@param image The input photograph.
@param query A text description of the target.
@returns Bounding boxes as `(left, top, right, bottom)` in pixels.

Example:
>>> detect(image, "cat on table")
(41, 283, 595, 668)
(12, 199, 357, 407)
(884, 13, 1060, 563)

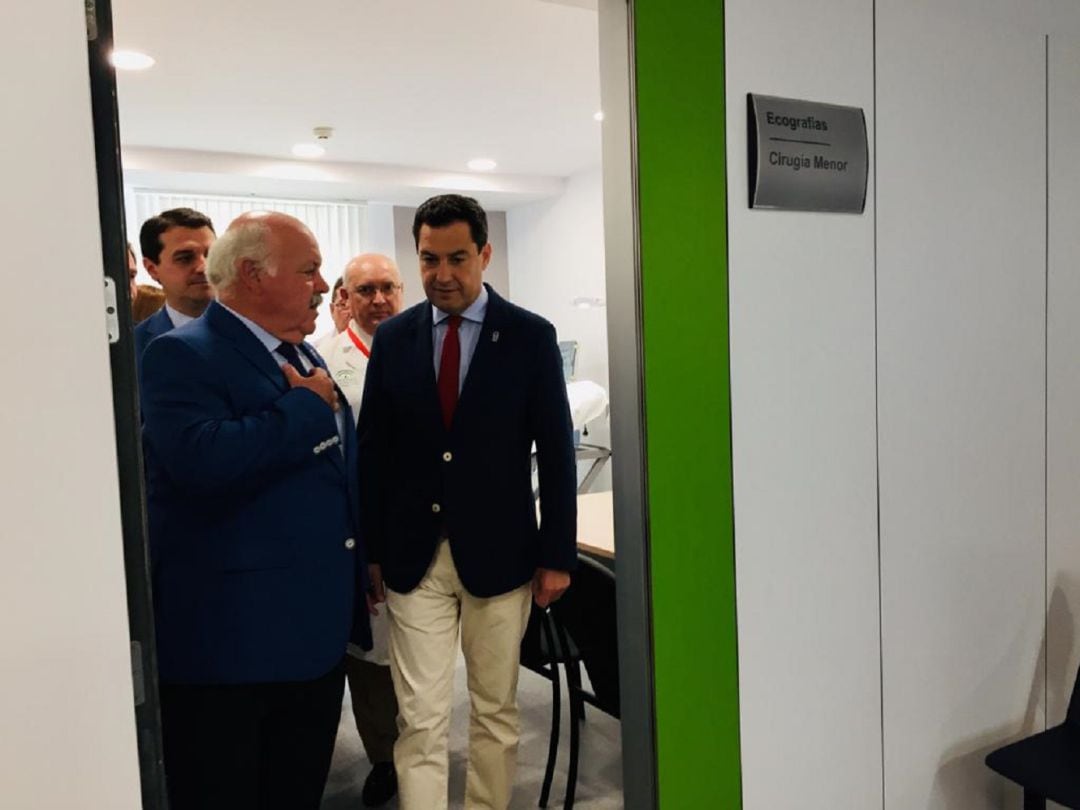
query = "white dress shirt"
(164, 303, 196, 329)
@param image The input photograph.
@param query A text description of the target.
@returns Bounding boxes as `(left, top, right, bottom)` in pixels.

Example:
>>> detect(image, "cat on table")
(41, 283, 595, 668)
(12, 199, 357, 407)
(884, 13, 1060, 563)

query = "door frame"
(599, 1, 659, 807)
(85, 0, 168, 807)
(87, 0, 661, 806)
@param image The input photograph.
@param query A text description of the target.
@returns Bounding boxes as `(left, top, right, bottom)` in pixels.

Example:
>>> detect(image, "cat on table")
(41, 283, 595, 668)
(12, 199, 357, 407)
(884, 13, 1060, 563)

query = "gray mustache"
(310, 293, 323, 309)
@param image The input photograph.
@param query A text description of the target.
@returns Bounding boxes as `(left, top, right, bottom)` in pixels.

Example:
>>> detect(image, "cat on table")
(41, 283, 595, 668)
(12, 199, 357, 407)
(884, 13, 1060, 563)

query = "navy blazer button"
(431, 503, 441, 514)
(442, 451, 452, 462)
(345, 538, 356, 550)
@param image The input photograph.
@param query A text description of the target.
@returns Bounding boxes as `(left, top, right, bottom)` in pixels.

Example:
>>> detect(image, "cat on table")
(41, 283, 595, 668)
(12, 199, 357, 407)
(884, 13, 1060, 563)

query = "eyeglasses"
(351, 282, 402, 300)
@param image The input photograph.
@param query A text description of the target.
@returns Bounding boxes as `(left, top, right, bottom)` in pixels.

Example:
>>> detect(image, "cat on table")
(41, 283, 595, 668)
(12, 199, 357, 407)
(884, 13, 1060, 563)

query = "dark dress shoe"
(361, 761, 398, 808)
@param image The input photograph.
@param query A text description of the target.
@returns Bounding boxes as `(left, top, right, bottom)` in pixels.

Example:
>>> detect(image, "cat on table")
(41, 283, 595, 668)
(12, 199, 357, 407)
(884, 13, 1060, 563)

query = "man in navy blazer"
(133, 207, 216, 365)
(140, 212, 370, 810)
(357, 195, 577, 809)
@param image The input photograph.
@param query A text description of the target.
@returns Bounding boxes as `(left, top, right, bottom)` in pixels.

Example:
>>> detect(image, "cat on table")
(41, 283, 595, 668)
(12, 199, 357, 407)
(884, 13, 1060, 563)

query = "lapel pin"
(492, 330, 500, 343)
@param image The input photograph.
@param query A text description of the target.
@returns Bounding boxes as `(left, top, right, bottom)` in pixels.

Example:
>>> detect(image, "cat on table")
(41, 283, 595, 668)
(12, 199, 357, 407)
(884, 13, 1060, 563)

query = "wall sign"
(748, 93, 868, 213)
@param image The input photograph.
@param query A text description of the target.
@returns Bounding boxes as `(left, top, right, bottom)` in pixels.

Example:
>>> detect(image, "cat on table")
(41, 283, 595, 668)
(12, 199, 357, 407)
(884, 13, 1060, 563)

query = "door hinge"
(104, 277, 120, 344)
(85, 0, 98, 41)
(131, 641, 146, 706)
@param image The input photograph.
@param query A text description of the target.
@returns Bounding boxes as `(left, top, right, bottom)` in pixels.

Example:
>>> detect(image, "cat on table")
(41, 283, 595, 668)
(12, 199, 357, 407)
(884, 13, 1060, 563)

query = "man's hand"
(282, 364, 339, 412)
(532, 567, 571, 608)
(368, 563, 386, 604)
(365, 565, 386, 616)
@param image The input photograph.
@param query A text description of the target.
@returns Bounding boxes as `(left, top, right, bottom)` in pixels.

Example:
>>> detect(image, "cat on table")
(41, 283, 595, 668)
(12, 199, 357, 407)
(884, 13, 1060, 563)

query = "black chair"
(520, 602, 563, 807)
(985, 662, 1080, 809)
(547, 554, 620, 809)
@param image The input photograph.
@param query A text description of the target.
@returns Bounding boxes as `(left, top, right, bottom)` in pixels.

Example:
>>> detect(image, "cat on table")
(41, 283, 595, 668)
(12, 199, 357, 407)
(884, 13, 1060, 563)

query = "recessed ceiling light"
(593, 110, 605, 122)
(292, 143, 326, 158)
(467, 158, 497, 172)
(111, 50, 155, 71)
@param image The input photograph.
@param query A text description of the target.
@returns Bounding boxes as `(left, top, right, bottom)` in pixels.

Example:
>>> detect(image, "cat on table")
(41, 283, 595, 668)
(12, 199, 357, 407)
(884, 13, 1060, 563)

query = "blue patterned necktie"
(277, 342, 309, 377)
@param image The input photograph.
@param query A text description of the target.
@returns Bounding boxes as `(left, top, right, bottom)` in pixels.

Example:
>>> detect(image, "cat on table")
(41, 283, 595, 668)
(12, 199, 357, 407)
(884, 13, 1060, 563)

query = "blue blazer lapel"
(342, 406, 360, 526)
(205, 302, 289, 392)
(413, 305, 446, 432)
(415, 304, 436, 386)
(457, 284, 504, 415)
(299, 339, 327, 376)
(146, 307, 172, 340)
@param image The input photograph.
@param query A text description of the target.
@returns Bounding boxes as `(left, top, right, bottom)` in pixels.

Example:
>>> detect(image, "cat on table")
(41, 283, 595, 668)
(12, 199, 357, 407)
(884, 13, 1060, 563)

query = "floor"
(321, 654, 624, 809)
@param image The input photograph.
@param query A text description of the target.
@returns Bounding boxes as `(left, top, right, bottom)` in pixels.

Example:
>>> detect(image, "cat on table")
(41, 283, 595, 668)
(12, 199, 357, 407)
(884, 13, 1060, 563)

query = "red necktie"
(437, 315, 462, 429)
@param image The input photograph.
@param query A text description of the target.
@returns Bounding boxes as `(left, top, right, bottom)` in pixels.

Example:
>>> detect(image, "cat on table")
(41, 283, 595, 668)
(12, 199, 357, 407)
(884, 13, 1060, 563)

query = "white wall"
(1046, 27, 1080, 735)
(506, 167, 611, 488)
(724, 2, 881, 807)
(728, 1, 1080, 808)
(366, 202, 397, 258)
(0, 1, 142, 808)
(876, 6, 1046, 807)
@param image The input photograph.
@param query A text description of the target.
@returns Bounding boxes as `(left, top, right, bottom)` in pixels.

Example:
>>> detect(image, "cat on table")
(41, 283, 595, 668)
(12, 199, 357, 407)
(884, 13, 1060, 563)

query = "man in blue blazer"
(140, 211, 370, 810)
(357, 195, 577, 810)
(133, 207, 216, 365)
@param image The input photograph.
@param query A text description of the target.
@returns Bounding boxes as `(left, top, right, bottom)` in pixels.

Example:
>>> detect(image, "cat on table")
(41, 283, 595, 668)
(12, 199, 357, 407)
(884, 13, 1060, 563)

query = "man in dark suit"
(140, 211, 370, 810)
(133, 207, 215, 364)
(357, 194, 577, 810)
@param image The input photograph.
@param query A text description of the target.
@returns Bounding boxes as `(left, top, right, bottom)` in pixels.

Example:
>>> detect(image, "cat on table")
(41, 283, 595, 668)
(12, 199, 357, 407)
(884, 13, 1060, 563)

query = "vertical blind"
(127, 190, 367, 339)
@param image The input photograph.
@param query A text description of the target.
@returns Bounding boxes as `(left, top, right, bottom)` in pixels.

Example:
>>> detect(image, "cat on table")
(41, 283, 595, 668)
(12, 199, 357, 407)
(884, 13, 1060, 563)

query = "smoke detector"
(292, 127, 334, 159)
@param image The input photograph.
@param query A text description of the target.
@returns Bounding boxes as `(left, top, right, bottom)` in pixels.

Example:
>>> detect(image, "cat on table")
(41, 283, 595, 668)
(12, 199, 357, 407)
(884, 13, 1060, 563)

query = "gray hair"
(206, 219, 274, 291)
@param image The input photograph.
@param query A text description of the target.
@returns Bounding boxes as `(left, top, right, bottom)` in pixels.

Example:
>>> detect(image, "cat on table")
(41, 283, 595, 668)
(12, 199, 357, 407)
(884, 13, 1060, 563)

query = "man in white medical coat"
(319, 252, 404, 808)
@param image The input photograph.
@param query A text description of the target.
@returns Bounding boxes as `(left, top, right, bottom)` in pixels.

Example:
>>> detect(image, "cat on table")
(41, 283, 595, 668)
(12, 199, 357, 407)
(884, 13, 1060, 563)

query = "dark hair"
(139, 207, 215, 264)
(412, 194, 488, 252)
(331, 276, 344, 296)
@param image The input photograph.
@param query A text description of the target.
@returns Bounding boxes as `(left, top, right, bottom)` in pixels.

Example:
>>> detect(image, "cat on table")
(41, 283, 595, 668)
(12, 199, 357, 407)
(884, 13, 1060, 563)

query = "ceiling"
(112, 0, 603, 183)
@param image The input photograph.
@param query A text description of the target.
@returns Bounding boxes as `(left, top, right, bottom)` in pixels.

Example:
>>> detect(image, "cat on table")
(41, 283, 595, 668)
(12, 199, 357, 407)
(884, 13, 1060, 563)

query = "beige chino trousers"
(386, 540, 532, 810)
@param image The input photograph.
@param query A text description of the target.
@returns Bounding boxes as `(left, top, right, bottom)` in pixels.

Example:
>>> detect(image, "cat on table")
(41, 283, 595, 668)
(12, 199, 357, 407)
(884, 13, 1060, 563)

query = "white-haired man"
(140, 211, 371, 810)
(318, 253, 403, 807)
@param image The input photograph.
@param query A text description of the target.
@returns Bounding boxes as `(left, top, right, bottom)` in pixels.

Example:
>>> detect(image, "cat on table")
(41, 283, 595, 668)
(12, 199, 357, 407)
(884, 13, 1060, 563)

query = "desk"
(576, 490, 615, 559)
(538, 490, 615, 559)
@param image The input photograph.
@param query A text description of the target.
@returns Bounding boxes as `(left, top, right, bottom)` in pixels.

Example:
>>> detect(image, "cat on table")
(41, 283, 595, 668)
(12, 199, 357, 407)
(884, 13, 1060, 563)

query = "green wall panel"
(633, 1, 742, 806)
